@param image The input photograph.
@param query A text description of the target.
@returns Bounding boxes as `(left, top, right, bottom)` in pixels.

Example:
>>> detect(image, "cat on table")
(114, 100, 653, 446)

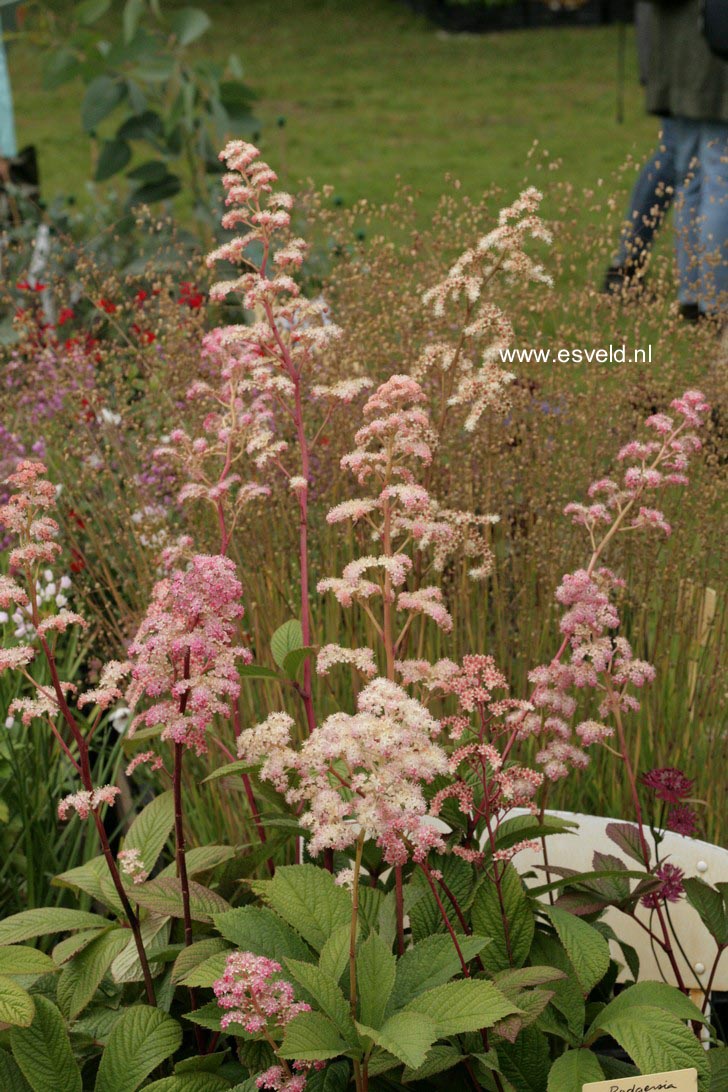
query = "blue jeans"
(616, 119, 678, 270)
(671, 118, 728, 313)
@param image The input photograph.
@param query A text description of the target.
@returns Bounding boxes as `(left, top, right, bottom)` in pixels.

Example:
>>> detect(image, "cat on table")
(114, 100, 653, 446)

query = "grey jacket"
(645, 0, 728, 122)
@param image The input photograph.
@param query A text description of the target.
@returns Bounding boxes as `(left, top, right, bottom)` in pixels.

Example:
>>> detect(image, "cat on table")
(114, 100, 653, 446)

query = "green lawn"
(13, 0, 657, 220)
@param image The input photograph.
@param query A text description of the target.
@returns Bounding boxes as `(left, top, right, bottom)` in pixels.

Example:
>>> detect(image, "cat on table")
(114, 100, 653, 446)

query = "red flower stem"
(395, 866, 405, 956)
(418, 861, 469, 977)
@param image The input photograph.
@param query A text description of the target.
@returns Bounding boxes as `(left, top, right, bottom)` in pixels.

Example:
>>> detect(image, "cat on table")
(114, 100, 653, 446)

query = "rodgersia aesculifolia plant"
(0, 143, 724, 1091)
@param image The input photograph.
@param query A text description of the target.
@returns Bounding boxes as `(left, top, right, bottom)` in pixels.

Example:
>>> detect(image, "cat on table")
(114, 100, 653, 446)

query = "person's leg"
(614, 122, 676, 269)
(695, 122, 728, 314)
(670, 117, 702, 308)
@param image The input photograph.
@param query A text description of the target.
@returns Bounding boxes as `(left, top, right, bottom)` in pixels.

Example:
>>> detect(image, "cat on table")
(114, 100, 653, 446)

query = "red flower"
(135, 289, 149, 306)
(97, 298, 117, 314)
(70, 548, 86, 573)
(667, 805, 697, 837)
(57, 307, 75, 326)
(640, 767, 694, 804)
(641, 863, 685, 908)
(179, 281, 204, 309)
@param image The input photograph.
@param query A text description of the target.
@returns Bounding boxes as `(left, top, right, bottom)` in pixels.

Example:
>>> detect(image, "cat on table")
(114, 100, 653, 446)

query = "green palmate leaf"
(0, 1048, 31, 1092)
(82, 76, 127, 133)
(57, 929, 130, 1019)
(590, 1004, 709, 1084)
(158, 845, 236, 878)
(683, 877, 728, 945)
(179, 951, 228, 988)
(318, 924, 352, 984)
(285, 959, 354, 1040)
(471, 865, 534, 972)
(0, 908, 110, 946)
(586, 980, 708, 1038)
(0, 976, 34, 1027)
(214, 906, 314, 964)
(356, 933, 395, 1030)
(279, 1011, 349, 1062)
(10, 996, 81, 1091)
(544, 907, 610, 995)
(405, 979, 518, 1036)
(498, 1027, 551, 1092)
(203, 761, 261, 783)
(171, 938, 229, 984)
(110, 914, 170, 984)
(546, 1048, 604, 1091)
(389, 934, 489, 1011)
(145, 1078, 230, 1092)
(605, 821, 647, 866)
(131, 878, 230, 922)
(402, 1043, 463, 1083)
(123, 791, 174, 875)
(170, 6, 211, 46)
(270, 620, 304, 669)
(95, 1006, 183, 1092)
(0, 946, 58, 976)
(251, 866, 351, 953)
(356, 1012, 438, 1071)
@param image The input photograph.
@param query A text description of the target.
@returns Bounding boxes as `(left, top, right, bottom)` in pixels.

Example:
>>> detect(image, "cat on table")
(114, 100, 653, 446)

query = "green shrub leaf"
(586, 980, 708, 1038)
(0, 908, 110, 946)
(357, 1012, 438, 1070)
(214, 905, 314, 964)
(123, 791, 174, 875)
(547, 1048, 604, 1091)
(355, 933, 395, 1030)
(169, 7, 211, 47)
(95, 1005, 183, 1092)
(405, 979, 518, 1036)
(0, 946, 58, 976)
(589, 1004, 709, 1084)
(683, 877, 728, 946)
(318, 924, 351, 984)
(390, 933, 489, 1011)
(270, 620, 304, 669)
(285, 959, 354, 1040)
(0, 976, 35, 1028)
(82, 76, 126, 133)
(57, 929, 130, 1019)
(171, 938, 229, 985)
(131, 878, 230, 922)
(279, 1011, 348, 1062)
(0, 1047, 31, 1092)
(144, 1077, 230, 1092)
(544, 906, 610, 995)
(471, 865, 534, 972)
(10, 996, 81, 1091)
(251, 866, 351, 952)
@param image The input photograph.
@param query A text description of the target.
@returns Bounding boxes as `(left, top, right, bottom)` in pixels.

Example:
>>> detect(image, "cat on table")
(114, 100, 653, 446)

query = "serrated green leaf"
(547, 1048, 604, 1091)
(709, 1048, 728, 1092)
(123, 791, 174, 875)
(270, 620, 303, 669)
(590, 1004, 709, 1084)
(498, 1027, 551, 1092)
(237, 665, 280, 680)
(0, 976, 34, 1027)
(318, 924, 351, 984)
(356, 1012, 438, 1070)
(251, 866, 351, 953)
(545, 906, 610, 995)
(0, 908, 110, 946)
(202, 761, 261, 783)
(586, 980, 708, 1039)
(179, 951, 228, 988)
(303, 1060, 350, 1092)
(605, 821, 647, 865)
(0, 1047, 31, 1092)
(493, 966, 567, 996)
(95, 1005, 183, 1092)
(471, 865, 534, 972)
(53, 928, 109, 965)
(0, 946, 58, 976)
(279, 1011, 348, 1062)
(182, 1003, 225, 1033)
(285, 959, 354, 1040)
(214, 906, 314, 964)
(683, 877, 728, 946)
(405, 979, 518, 1036)
(390, 934, 489, 1011)
(529, 932, 585, 1047)
(355, 932, 395, 1030)
(57, 929, 130, 1019)
(10, 996, 81, 1091)
(53, 857, 121, 912)
(130, 877, 230, 922)
(281, 647, 315, 680)
(402, 1043, 463, 1083)
(171, 938, 229, 985)
(145, 1077, 230, 1092)
(409, 855, 474, 943)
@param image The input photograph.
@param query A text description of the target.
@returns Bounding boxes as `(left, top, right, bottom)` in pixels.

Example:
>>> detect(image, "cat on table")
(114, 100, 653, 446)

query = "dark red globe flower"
(640, 767, 694, 804)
